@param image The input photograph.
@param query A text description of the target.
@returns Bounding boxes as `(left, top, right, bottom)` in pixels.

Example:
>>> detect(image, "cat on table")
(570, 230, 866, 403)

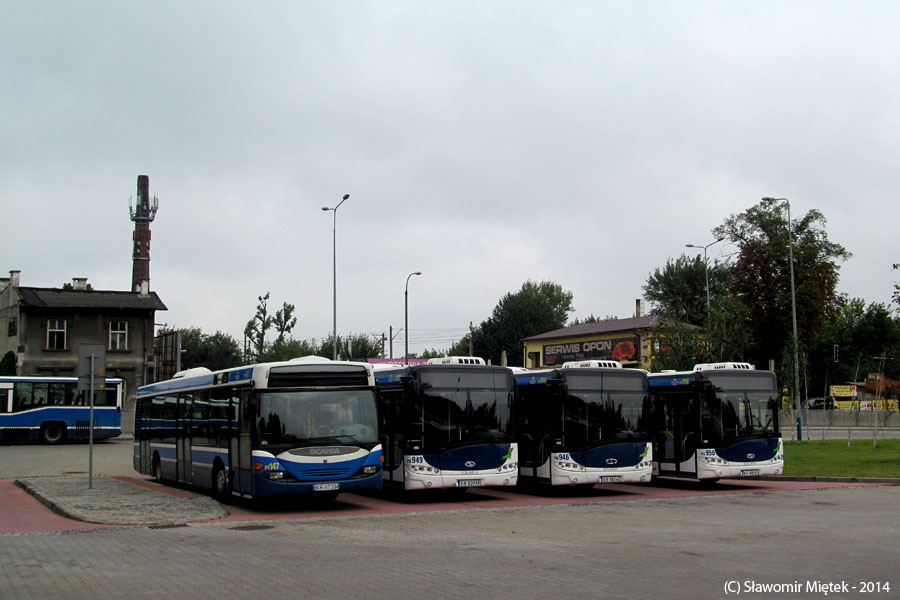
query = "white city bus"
(374, 360, 518, 490)
(647, 363, 783, 481)
(514, 362, 652, 485)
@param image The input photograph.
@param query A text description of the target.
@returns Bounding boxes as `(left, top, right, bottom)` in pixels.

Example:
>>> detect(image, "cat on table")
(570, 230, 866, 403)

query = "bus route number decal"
(407, 456, 425, 464)
(555, 453, 571, 462)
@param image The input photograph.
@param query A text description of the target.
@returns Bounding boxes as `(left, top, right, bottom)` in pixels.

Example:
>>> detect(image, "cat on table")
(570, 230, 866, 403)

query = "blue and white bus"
(514, 362, 652, 486)
(0, 375, 123, 444)
(374, 359, 518, 490)
(133, 358, 383, 501)
(647, 363, 783, 481)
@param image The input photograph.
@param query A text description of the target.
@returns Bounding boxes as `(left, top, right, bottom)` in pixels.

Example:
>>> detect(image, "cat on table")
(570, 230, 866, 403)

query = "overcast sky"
(3, 1, 898, 358)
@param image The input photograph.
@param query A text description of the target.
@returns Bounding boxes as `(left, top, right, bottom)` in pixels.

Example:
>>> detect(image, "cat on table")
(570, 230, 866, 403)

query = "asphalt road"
(0, 438, 897, 599)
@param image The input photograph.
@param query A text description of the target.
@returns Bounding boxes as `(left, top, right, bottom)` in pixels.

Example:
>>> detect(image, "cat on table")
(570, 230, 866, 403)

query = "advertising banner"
(543, 336, 639, 366)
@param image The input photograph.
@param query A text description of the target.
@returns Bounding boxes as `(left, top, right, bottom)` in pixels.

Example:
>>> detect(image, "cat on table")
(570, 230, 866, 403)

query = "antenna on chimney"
(129, 175, 158, 293)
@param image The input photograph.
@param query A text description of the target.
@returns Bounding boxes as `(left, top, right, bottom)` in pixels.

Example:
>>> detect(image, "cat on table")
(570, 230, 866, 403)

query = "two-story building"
(0, 270, 166, 406)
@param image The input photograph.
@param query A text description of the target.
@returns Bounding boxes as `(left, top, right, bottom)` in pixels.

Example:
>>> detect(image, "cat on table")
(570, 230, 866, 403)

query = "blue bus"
(0, 375, 123, 444)
(514, 362, 652, 486)
(133, 358, 383, 501)
(647, 363, 783, 481)
(374, 358, 518, 490)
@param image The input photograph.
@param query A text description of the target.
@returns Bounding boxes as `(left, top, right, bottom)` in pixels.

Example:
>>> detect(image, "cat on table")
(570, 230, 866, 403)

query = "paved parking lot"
(1, 438, 897, 599)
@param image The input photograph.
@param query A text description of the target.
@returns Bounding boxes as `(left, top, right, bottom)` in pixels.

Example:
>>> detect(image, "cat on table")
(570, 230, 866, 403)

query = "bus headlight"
(362, 465, 379, 474)
(261, 471, 285, 480)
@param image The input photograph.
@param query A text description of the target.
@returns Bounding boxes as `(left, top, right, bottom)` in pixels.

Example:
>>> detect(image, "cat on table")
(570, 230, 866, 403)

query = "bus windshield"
(560, 372, 648, 448)
(563, 390, 647, 446)
(418, 369, 514, 450)
(253, 389, 378, 449)
(703, 374, 779, 444)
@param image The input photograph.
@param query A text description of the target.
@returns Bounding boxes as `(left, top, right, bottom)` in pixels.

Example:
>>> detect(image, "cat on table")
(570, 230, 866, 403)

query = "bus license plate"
(601, 476, 624, 483)
(457, 479, 483, 488)
(313, 483, 340, 492)
(741, 469, 760, 477)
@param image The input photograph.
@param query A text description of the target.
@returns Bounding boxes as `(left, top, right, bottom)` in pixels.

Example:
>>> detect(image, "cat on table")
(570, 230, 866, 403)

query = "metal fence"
(782, 409, 898, 431)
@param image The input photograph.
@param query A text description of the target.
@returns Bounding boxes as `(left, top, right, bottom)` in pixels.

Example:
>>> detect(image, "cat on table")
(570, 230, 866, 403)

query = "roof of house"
(522, 315, 666, 342)
(14, 287, 167, 311)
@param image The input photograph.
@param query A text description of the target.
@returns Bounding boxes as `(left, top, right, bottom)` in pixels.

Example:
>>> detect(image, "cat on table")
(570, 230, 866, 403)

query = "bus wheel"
(212, 463, 230, 502)
(152, 455, 163, 483)
(41, 423, 66, 445)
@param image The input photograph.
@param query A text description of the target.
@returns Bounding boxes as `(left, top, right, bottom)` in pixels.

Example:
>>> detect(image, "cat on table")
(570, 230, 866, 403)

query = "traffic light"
(834, 344, 840, 363)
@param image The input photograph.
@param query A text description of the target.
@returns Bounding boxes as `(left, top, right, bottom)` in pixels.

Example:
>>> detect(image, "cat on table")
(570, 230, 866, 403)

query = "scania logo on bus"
(746, 453, 756, 460)
(308, 447, 343, 456)
(464, 461, 476, 468)
(605, 458, 618, 465)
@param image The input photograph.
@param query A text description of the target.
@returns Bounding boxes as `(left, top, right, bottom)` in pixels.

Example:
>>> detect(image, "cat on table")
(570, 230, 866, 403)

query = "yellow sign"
(830, 385, 857, 398)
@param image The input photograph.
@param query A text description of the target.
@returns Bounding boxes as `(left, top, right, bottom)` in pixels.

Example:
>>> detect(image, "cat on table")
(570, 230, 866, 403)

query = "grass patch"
(783, 439, 900, 478)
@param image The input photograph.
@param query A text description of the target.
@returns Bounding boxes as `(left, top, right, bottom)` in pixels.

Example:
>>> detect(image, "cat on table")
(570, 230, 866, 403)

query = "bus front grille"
(300, 468, 351, 478)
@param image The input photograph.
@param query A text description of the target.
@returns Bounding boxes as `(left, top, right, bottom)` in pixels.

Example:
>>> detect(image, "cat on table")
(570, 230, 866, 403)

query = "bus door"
(656, 392, 698, 476)
(230, 390, 254, 496)
(377, 387, 404, 483)
(176, 394, 192, 484)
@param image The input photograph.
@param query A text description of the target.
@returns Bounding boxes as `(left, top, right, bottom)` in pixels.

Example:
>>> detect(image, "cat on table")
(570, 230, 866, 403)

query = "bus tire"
(41, 422, 66, 445)
(152, 454, 163, 483)
(212, 461, 230, 502)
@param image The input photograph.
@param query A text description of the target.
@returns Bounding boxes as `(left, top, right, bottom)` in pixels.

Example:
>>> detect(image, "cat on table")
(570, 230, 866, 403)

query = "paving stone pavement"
(15, 476, 227, 525)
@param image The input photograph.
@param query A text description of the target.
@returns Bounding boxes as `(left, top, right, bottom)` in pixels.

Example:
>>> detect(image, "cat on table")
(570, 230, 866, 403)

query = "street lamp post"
(322, 194, 350, 360)
(763, 196, 802, 441)
(405, 271, 422, 365)
(685, 237, 724, 312)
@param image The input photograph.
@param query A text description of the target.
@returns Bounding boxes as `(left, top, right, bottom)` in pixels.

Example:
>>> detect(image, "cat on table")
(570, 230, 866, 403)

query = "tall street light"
(322, 194, 350, 360)
(763, 196, 802, 441)
(685, 237, 724, 311)
(405, 271, 422, 365)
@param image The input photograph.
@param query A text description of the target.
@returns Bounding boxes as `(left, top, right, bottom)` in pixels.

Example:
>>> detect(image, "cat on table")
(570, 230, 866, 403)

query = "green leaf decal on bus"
(503, 445, 513, 461)
(639, 444, 650, 459)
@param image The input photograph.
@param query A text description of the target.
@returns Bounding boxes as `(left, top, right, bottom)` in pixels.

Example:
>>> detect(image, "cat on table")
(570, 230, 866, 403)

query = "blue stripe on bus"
(513, 375, 553, 385)
(647, 377, 693, 387)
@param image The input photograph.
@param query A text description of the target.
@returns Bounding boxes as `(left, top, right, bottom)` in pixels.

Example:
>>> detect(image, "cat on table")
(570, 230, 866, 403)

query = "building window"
(47, 319, 66, 350)
(109, 320, 128, 351)
(7, 317, 16, 337)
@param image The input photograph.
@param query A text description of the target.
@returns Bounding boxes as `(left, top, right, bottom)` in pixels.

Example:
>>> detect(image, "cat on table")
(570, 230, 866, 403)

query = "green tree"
(643, 254, 751, 368)
(648, 316, 705, 372)
(169, 327, 242, 372)
(643, 255, 730, 327)
(0, 351, 16, 375)
(703, 293, 753, 364)
(713, 198, 851, 369)
(244, 292, 274, 361)
(243, 292, 298, 361)
(478, 280, 574, 365)
(569, 314, 619, 325)
(446, 330, 487, 359)
(317, 333, 383, 361)
(809, 300, 900, 394)
(273, 302, 297, 344)
(260, 338, 320, 363)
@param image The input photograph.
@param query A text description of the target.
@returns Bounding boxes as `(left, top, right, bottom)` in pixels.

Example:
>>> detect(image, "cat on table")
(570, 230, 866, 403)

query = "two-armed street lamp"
(322, 194, 350, 360)
(685, 237, 724, 312)
(405, 271, 422, 365)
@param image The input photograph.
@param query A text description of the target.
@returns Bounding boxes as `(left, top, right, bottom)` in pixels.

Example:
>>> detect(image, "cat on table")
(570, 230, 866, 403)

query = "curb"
(14, 479, 85, 522)
(763, 475, 900, 485)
